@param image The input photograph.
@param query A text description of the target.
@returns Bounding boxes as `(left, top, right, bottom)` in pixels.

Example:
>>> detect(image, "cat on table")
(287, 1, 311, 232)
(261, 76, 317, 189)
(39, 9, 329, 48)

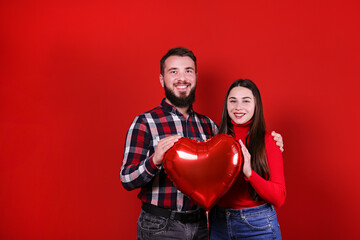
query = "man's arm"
(120, 116, 160, 190)
(120, 116, 181, 190)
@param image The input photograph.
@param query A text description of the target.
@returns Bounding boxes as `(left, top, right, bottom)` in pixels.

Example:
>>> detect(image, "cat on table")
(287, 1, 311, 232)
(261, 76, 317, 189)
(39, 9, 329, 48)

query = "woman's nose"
(235, 103, 242, 110)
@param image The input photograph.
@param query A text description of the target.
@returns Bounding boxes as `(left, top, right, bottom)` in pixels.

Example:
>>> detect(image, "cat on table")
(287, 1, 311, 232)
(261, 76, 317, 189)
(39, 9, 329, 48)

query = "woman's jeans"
(209, 204, 281, 240)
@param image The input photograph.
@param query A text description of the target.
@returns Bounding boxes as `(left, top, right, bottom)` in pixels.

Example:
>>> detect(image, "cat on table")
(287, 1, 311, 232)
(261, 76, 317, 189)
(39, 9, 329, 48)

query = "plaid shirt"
(121, 99, 218, 211)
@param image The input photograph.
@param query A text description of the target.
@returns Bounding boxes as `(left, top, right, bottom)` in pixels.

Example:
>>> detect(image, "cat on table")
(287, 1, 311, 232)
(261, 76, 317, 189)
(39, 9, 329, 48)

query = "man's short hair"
(160, 47, 197, 75)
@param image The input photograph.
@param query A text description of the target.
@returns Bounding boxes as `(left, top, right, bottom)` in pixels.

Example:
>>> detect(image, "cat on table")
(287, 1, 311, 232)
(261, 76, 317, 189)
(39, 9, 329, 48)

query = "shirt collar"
(160, 98, 194, 117)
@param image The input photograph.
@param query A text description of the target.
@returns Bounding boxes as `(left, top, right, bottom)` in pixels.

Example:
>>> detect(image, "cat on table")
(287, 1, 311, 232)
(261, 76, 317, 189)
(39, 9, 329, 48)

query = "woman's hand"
(271, 131, 284, 152)
(239, 140, 252, 178)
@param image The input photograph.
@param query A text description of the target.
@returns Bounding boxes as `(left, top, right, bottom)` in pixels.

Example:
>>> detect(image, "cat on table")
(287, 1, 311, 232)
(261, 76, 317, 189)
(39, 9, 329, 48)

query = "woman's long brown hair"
(218, 79, 269, 202)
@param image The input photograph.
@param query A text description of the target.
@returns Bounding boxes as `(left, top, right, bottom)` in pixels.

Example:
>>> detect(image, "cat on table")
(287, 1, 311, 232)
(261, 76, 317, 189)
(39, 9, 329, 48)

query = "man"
(121, 47, 283, 239)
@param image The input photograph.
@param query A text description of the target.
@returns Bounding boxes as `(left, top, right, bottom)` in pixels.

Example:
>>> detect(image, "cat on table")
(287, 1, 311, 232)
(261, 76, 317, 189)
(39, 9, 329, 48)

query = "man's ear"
(159, 74, 164, 87)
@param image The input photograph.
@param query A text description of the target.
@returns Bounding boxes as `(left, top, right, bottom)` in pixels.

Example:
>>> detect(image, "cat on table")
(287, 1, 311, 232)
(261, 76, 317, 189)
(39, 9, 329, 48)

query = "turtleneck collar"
(231, 119, 252, 128)
(231, 119, 252, 142)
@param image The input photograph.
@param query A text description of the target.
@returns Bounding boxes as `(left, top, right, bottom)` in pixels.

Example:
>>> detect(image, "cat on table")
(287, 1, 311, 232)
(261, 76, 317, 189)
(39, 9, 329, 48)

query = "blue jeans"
(209, 204, 281, 240)
(137, 209, 208, 240)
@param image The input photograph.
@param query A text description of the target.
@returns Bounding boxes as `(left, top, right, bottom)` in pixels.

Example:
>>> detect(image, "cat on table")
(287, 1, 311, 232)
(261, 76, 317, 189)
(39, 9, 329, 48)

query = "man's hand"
(153, 135, 182, 166)
(271, 131, 284, 152)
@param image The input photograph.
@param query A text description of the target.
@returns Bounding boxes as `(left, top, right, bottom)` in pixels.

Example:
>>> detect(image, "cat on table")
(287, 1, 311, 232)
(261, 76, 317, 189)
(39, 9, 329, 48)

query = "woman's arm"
(240, 133, 286, 208)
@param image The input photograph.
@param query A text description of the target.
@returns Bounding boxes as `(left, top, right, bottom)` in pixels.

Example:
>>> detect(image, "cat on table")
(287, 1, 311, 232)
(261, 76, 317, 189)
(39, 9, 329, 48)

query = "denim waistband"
(214, 203, 274, 217)
(141, 202, 206, 223)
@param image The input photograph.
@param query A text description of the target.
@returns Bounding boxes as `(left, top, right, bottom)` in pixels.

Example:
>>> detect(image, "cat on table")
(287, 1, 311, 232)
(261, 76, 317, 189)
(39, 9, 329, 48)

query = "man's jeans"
(137, 209, 208, 240)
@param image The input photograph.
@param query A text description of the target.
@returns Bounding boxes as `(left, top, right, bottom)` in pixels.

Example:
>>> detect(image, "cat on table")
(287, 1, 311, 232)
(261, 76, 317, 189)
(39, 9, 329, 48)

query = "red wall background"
(1, 0, 359, 239)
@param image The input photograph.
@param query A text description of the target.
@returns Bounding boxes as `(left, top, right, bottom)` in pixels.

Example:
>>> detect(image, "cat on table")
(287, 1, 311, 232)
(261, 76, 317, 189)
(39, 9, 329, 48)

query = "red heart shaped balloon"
(163, 134, 242, 210)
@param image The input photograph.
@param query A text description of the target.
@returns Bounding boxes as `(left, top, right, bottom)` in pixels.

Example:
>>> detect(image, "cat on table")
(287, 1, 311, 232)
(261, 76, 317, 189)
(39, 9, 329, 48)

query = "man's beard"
(164, 82, 196, 108)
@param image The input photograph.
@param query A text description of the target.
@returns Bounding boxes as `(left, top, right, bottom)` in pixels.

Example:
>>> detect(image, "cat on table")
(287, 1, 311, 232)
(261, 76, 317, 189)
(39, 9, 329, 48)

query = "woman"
(210, 79, 286, 239)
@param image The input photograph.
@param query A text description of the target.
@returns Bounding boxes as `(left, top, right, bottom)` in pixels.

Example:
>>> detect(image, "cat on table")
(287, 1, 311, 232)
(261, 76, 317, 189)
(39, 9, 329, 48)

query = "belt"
(141, 203, 205, 223)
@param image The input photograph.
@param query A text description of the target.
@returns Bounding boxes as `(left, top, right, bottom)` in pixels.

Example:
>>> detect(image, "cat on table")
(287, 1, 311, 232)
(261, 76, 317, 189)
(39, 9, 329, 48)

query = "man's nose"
(177, 71, 186, 81)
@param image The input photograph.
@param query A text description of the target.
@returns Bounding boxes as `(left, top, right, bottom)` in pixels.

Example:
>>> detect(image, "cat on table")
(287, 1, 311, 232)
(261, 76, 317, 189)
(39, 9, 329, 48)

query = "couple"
(121, 47, 286, 240)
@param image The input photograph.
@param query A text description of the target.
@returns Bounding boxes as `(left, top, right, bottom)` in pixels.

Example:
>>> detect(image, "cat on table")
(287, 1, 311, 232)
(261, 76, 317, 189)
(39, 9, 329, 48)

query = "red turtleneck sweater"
(217, 121, 286, 208)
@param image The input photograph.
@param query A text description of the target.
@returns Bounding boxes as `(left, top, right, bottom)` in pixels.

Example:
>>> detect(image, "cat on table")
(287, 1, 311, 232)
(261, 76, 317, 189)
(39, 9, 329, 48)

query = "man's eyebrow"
(167, 67, 178, 72)
(185, 67, 195, 70)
